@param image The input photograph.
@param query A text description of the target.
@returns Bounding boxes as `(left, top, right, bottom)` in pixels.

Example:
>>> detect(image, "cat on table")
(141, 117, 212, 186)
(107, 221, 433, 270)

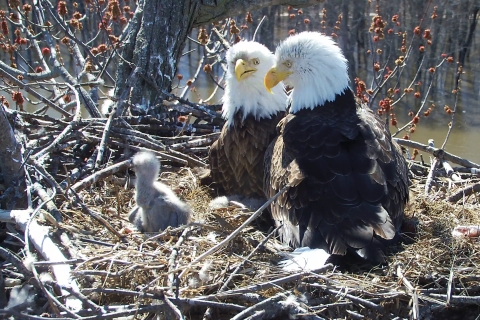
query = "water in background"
(178, 5, 480, 164)
(7, 2, 479, 164)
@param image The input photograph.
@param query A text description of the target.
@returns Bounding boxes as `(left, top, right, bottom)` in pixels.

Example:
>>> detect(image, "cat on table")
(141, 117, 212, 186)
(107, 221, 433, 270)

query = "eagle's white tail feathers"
(279, 247, 331, 272)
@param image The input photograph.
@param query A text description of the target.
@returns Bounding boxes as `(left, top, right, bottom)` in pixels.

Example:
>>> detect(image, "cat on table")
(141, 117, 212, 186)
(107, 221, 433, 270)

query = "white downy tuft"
(39, 272, 54, 285)
(209, 195, 264, 211)
(199, 260, 213, 282)
(208, 196, 230, 210)
(6, 284, 36, 310)
(101, 88, 115, 116)
(206, 232, 218, 243)
(23, 253, 36, 272)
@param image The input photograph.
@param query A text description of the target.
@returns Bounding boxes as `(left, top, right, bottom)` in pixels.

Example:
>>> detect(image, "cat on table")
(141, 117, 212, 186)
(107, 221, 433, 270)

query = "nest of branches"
(1, 109, 480, 320)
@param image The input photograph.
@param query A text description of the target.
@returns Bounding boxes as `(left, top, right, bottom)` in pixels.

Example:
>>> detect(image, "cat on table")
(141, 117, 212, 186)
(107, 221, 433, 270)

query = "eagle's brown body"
(264, 90, 409, 263)
(210, 110, 284, 198)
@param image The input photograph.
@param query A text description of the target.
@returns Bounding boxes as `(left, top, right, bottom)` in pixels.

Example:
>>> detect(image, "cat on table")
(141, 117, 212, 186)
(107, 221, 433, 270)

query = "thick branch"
(12, 209, 83, 312)
(394, 138, 480, 169)
(0, 106, 25, 209)
(447, 183, 480, 203)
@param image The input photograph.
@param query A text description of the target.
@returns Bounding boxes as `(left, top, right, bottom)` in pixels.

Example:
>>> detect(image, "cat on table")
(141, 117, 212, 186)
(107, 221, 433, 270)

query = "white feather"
(23, 253, 35, 272)
(6, 284, 35, 310)
(274, 32, 350, 113)
(208, 196, 230, 210)
(222, 41, 287, 126)
(199, 260, 212, 282)
(279, 294, 311, 319)
(279, 247, 331, 272)
(209, 195, 264, 211)
(188, 276, 200, 289)
(39, 272, 54, 285)
(206, 232, 218, 243)
(101, 88, 115, 116)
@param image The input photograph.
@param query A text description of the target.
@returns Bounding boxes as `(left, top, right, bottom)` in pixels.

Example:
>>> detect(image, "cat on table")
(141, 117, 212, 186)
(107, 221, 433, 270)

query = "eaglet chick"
(128, 152, 191, 232)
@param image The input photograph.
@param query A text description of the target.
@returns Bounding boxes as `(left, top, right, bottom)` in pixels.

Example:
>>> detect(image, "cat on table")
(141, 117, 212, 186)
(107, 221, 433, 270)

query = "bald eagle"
(209, 41, 287, 199)
(263, 32, 409, 264)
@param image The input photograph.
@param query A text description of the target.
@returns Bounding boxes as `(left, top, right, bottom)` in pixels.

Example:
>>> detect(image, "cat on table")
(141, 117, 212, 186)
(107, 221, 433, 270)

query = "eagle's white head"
(264, 32, 350, 113)
(222, 41, 287, 126)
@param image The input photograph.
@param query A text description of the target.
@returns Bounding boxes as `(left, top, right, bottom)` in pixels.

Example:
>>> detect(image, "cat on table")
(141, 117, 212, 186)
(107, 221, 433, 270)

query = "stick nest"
(3, 111, 480, 319)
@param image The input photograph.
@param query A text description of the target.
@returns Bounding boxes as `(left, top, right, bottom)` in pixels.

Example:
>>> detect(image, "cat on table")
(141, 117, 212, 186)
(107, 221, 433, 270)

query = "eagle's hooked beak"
(235, 59, 256, 81)
(264, 67, 291, 93)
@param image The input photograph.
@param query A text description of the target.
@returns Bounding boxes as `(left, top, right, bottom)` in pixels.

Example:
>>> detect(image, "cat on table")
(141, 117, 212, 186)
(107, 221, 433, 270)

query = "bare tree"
(114, 0, 320, 116)
(0, 0, 318, 207)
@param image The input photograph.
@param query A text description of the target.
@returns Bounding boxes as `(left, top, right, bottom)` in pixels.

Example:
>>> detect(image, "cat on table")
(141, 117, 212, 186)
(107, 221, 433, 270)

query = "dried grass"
(46, 166, 480, 319)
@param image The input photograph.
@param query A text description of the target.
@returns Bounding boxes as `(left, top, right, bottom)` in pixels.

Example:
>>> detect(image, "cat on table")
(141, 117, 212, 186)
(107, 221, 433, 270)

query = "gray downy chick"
(128, 152, 191, 232)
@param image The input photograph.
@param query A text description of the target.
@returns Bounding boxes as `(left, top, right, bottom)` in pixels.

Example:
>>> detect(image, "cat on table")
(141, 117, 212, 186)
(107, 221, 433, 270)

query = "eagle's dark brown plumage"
(210, 110, 284, 198)
(264, 91, 408, 263)
(208, 40, 286, 199)
(264, 32, 409, 264)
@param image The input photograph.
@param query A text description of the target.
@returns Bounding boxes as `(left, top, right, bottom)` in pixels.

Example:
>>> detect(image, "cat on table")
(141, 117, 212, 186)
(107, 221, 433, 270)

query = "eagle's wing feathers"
(264, 92, 408, 261)
(211, 111, 284, 198)
(209, 136, 230, 195)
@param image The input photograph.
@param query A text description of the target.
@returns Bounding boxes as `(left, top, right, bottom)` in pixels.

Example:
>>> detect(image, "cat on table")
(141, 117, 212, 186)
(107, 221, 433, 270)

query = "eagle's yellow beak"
(235, 59, 256, 81)
(264, 67, 292, 93)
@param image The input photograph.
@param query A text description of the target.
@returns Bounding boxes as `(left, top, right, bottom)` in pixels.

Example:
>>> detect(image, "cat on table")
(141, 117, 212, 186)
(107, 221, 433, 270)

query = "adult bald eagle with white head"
(209, 41, 287, 199)
(264, 32, 409, 264)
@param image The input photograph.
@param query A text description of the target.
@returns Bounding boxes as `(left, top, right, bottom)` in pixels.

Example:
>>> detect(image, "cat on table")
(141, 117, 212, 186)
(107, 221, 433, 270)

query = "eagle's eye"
(252, 58, 260, 65)
(284, 61, 292, 68)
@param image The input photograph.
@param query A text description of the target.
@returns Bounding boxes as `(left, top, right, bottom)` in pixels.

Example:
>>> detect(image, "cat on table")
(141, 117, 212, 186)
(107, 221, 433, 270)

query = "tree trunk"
(0, 107, 26, 209)
(458, 7, 479, 69)
(114, 0, 320, 115)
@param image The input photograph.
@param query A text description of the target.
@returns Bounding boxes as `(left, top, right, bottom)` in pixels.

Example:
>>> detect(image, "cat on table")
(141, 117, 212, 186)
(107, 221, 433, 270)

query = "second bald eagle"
(264, 32, 409, 263)
(209, 41, 286, 199)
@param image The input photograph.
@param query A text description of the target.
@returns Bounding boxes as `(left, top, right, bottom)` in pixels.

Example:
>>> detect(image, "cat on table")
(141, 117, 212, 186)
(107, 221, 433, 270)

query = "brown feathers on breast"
(264, 90, 409, 264)
(210, 111, 284, 198)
